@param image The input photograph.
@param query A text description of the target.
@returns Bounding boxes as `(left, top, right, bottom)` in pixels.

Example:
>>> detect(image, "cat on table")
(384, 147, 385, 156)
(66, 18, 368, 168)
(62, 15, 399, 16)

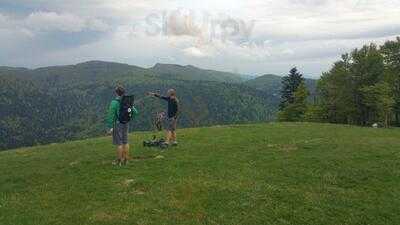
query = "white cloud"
(1, 0, 400, 76)
(0, 14, 7, 27)
(86, 18, 111, 32)
(182, 47, 210, 58)
(24, 11, 110, 33)
(25, 12, 86, 32)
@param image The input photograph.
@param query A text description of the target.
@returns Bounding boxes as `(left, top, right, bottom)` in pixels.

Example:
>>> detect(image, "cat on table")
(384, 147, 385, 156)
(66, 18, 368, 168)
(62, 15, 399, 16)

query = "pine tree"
(278, 81, 309, 121)
(280, 67, 304, 110)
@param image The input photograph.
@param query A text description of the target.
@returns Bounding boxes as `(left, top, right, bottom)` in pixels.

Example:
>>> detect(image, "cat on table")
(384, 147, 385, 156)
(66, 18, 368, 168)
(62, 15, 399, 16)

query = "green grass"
(1, 123, 400, 225)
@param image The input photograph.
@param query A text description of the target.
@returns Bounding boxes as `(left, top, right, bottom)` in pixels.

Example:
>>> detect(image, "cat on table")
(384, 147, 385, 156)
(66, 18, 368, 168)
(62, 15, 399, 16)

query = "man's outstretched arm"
(148, 92, 169, 100)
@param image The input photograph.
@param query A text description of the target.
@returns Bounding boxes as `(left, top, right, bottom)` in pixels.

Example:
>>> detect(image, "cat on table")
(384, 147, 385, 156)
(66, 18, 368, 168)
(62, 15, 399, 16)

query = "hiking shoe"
(160, 142, 169, 149)
(112, 159, 122, 166)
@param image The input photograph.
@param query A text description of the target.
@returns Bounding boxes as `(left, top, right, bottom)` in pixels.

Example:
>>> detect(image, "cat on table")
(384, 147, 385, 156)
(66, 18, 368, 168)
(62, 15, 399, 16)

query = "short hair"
(115, 86, 125, 96)
(168, 89, 176, 96)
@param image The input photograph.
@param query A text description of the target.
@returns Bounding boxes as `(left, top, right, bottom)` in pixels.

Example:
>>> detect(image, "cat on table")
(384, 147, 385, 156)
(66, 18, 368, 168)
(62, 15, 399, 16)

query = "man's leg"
(171, 131, 176, 142)
(170, 118, 177, 144)
(122, 144, 130, 161)
(117, 145, 124, 163)
(166, 131, 172, 144)
(121, 123, 129, 164)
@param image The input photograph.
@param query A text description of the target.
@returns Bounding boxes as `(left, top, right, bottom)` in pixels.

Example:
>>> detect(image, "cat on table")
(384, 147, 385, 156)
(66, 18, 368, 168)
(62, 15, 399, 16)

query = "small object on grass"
(143, 136, 169, 149)
(155, 155, 164, 159)
(134, 190, 145, 195)
(123, 179, 135, 186)
(160, 142, 169, 149)
(69, 161, 79, 166)
(112, 159, 122, 166)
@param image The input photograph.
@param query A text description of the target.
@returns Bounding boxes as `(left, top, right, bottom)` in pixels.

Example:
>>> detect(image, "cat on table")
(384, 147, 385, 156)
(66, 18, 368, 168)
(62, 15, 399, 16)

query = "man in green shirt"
(106, 86, 138, 166)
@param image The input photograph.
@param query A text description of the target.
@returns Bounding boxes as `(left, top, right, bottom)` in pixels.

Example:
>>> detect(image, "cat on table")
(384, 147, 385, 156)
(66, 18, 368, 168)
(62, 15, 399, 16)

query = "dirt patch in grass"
(91, 211, 128, 222)
(280, 144, 298, 152)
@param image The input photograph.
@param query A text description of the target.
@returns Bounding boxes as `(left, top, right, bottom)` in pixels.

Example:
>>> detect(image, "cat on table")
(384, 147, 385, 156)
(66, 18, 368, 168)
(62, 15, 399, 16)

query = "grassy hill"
(1, 123, 399, 225)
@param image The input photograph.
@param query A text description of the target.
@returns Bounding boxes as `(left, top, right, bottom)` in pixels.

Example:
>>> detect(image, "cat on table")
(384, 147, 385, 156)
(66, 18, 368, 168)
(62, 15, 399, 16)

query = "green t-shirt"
(106, 97, 138, 128)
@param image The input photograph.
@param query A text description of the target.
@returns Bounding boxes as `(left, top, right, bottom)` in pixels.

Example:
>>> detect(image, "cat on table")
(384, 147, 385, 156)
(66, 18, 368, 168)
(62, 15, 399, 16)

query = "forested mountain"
(244, 74, 282, 94)
(0, 61, 279, 150)
(150, 63, 245, 83)
(1, 61, 153, 85)
(245, 74, 317, 98)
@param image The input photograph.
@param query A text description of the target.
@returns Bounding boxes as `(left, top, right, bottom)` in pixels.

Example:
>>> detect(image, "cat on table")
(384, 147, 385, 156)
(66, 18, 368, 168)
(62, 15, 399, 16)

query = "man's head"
(167, 89, 176, 97)
(115, 86, 125, 96)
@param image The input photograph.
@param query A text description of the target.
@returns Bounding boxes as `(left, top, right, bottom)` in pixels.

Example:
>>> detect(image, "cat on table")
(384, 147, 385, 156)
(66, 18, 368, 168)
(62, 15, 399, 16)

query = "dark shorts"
(165, 117, 177, 132)
(113, 122, 129, 145)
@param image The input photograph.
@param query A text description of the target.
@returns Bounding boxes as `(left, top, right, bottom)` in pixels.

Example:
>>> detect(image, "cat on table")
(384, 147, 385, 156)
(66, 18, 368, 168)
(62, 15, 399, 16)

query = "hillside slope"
(0, 61, 278, 150)
(1, 123, 399, 225)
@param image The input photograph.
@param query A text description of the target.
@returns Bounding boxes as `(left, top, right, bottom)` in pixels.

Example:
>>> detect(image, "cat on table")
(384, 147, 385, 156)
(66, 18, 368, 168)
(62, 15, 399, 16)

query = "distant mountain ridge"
(1, 61, 317, 87)
(1, 61, 247, 84)
(1, 61, 317, 94)
(245, 74, 317, 97)
(150, 63, 246, 83)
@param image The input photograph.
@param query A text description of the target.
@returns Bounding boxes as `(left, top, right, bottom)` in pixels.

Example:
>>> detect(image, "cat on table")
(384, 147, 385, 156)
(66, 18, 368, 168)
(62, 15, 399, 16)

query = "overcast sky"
(0, 0, 399, 77)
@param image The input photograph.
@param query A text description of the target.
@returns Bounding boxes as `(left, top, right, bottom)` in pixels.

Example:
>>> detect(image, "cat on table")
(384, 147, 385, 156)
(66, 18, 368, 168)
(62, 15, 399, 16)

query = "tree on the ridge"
(361, 82, 395, 128)
(381, 37, 400, 125)
(280, 67, 304, 110)
(278, 81, 309, 121)
(318, 54, 357, 124)
(317, 44, 386, 126)
(350, 44, 385, 125)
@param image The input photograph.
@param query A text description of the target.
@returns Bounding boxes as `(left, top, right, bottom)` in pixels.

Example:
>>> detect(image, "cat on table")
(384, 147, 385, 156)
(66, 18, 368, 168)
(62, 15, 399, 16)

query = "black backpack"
(118, 95, 134, 124)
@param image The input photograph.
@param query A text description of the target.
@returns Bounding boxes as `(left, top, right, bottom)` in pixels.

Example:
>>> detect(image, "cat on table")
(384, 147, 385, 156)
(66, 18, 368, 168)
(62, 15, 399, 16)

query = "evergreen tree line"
(279, 37, 400, 127)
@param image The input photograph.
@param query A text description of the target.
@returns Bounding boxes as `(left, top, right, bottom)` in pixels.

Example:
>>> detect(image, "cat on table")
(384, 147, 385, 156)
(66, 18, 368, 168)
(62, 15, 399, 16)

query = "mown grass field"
(0, 123, 399, 225)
